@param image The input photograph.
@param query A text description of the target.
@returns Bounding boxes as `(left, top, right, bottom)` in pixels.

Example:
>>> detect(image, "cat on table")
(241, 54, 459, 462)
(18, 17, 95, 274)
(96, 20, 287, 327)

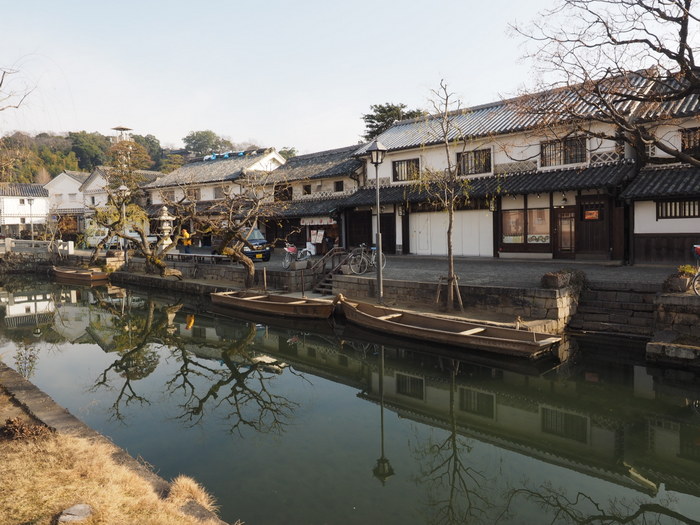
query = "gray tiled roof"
(63, 170, 90, 183)
(354, 74, 700, 155)
(620, 164, 700, 199)
(340, 161, 637, 207)
(145, 149, 273, 189)
(269, 145, 364, 183)
(93, 166, 165, 186)
(277, 196, 349, 217)
(0, 184, 49, 197)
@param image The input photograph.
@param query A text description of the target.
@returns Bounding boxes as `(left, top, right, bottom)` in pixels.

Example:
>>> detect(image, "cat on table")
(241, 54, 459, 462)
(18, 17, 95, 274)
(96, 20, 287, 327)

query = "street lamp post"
(27, 198, 34, 248)
(367, 140, 387, 303)
(117, 185, 130, 267)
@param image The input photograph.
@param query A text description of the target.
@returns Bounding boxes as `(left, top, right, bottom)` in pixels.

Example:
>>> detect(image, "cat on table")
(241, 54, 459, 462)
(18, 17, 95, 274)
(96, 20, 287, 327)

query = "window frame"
(392, 158, 420, 182)
(540, 136, 587, 167)
(656, 199, 700, 219)
(457, 148, 492, 175)
(681, 127, 700, 155)
(334, 180, 344, 192)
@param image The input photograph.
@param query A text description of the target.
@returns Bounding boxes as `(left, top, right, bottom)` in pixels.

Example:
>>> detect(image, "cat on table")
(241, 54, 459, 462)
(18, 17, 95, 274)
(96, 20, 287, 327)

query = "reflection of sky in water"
(1, 282, 699, 524)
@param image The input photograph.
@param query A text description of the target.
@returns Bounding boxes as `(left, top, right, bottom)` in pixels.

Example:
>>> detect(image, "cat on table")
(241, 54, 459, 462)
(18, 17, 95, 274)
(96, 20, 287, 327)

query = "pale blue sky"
(1, 0, 553, 154)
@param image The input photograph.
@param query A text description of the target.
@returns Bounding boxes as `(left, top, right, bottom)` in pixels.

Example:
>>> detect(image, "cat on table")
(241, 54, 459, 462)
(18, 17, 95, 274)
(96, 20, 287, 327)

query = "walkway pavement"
(78, 247, 677, 289)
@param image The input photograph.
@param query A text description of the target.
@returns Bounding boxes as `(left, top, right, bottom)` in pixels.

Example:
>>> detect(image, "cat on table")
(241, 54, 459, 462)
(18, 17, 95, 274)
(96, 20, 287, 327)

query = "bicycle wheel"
(349, 254, 369, 275)
(298, 249, 312, 261)
(693, 273, 700, 296)
(282, 251, 292, 270)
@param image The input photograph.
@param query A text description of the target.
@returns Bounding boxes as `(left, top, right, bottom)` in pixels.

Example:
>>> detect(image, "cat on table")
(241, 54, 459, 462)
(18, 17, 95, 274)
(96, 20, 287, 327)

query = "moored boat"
(337, 295, 560, 359)
(210, 290, 336, 319)
(52, 266, 110, 285)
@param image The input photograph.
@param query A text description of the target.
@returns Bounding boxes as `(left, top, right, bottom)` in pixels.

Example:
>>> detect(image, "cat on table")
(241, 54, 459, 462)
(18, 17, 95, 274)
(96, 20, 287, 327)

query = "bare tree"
(512, 0, 700, 166)
(414, 80, 472, 310)
(0, 67, 31, 113)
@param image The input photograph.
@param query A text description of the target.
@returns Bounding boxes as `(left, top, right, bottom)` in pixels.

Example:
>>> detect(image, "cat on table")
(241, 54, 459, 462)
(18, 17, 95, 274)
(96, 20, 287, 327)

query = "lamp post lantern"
(27, 198, 35, 248)
(367, 140, 387, 303)
(117, 185, 130, 266)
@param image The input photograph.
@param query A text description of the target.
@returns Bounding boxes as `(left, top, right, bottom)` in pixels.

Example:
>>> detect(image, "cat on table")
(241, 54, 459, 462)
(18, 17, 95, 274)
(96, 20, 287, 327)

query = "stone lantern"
(158, 206, 176, 246)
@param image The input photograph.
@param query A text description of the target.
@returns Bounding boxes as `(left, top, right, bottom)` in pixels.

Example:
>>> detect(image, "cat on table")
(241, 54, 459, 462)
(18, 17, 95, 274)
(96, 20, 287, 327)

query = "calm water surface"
(1, 277, 699, 524)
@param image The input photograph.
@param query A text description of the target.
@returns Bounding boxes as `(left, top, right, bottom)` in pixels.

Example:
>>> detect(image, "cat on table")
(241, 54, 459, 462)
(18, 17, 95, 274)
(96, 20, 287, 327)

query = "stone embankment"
(568, 282, 658, 338)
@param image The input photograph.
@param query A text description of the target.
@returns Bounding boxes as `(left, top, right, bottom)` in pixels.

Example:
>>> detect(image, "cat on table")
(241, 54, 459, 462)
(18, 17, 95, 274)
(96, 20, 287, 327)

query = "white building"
(43, 170, 90, 239)
(348, 85, 700, 264)
(0, 184, 50, 239)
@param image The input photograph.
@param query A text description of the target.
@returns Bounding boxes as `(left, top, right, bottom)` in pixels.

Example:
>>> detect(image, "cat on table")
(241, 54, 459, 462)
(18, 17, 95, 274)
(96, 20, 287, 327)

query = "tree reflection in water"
(165, 323, 298, 436)
(90, 290, 296, 434)
(410, 358, 492, 525)
(501, 483, 699, 525)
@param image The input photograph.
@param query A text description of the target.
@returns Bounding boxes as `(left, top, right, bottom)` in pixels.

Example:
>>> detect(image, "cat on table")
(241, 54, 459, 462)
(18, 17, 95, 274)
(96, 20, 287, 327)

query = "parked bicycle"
(692, 244, 700, 296)
(348, 243, 386, 275)
(282, 242, 312, 269)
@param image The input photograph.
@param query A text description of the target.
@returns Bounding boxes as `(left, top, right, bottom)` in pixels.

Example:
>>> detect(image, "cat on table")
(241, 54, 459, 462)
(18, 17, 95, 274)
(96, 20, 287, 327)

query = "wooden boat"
(210, 291, 336, 319)
(52, 266, 109, 285)
(337, 295, 560, 360)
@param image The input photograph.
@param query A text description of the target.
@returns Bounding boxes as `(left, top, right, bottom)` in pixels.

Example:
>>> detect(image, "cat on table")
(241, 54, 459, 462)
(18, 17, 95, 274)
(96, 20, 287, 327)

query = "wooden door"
(553, 207, 576, 259)
(576, 195, 611, 259)
(347, 210, 372, 247)
(380, 213, 396, 254)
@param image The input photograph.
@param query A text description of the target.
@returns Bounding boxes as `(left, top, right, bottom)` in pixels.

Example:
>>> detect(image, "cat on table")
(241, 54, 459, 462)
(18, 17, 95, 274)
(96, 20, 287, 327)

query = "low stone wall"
(333, 274, 577, 332)
(655, 293, 700, 338)
(121, 259, 320, 293)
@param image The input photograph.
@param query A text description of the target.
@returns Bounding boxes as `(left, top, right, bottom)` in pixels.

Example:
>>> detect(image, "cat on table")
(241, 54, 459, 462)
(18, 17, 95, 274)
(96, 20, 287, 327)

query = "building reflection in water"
(1, 280, 700, 523)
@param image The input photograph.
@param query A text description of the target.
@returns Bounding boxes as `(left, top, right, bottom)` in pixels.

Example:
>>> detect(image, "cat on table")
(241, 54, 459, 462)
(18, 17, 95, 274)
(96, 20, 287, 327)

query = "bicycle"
(348, 243, 386, 275)
(282, 242, 312, 269)
(692, 244, 700, 295)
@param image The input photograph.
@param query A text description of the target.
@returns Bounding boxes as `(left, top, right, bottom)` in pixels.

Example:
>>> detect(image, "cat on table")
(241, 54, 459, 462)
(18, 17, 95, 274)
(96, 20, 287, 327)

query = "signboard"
(301, 216, 336, 226)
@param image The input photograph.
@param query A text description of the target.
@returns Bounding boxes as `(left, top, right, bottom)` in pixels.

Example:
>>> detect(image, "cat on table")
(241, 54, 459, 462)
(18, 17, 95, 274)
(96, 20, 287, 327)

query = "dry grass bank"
(0, 415, 227, 525)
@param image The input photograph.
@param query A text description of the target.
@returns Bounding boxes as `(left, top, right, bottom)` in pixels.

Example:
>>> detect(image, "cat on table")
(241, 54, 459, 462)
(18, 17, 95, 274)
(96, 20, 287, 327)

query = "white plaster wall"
(45, 174, 85, 211)
(2, 197, 49, 225)
(409, 210, 493, 257)
(634, 200, 700, 234)
(365, 121, 622, 180)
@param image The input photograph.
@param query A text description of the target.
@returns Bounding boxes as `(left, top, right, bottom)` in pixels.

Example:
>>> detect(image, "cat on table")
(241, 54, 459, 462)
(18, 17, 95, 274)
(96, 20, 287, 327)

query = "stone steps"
(570, 286, 658, 337)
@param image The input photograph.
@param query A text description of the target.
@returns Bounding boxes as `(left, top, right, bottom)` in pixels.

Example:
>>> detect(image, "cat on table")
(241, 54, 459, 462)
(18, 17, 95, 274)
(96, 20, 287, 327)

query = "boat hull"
(338, 297, 559, 359)
(52, 266, 109, 285)
(210, 291, 335, 320)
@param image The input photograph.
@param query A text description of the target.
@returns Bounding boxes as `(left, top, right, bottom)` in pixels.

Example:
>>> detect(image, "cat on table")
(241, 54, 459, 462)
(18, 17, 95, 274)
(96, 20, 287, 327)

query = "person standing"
(182, 228, 192, 254)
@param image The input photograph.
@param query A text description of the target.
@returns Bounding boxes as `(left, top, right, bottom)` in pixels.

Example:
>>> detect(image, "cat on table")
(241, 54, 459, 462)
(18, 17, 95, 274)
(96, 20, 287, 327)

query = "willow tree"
(414, 80, 472, 311)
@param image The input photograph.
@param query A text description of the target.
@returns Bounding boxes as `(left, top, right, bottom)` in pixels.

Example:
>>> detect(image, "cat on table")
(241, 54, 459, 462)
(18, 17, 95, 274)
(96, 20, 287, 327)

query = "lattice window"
(541, 136, 587, 167)
(458, 149, 492, 175)
(681, 127, 700, 155)
(396, 373, 424, 400)
(392, 159, 420, 182)
(541, 407, 588, 443)
(459, 388, 495, 418)
(656, 199, 700, 219)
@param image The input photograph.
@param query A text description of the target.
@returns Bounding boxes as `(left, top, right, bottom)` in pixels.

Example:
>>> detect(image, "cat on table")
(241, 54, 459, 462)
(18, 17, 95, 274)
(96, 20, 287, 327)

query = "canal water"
(1, 278, 699, 524)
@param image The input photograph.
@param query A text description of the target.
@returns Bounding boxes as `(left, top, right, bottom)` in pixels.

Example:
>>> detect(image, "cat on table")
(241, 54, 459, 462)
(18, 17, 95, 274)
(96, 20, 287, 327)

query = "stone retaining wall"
(655, 294, 700, 338)
(332, 275, 577, 332)
(568, 283, 659, 337)
(117, 260, 320, 294)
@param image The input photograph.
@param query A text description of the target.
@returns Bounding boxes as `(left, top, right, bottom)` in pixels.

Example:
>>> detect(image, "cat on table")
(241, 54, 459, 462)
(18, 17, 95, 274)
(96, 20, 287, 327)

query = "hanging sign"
(300, 216, 336, 226)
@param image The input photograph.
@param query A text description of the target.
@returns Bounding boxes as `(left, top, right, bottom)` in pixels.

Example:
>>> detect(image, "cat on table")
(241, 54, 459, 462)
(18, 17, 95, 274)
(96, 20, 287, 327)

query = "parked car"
(213, 228, 272, 262)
